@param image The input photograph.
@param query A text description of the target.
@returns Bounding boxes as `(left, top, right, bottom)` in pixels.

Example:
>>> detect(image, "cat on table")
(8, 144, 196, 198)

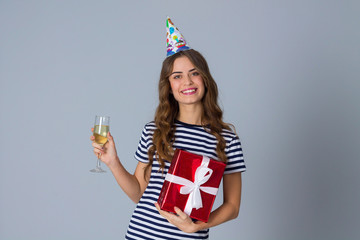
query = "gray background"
(1, 0, 359, 239)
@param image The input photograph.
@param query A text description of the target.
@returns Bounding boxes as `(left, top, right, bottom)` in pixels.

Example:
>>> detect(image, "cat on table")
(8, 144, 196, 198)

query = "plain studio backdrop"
(1, 1, 359, 239)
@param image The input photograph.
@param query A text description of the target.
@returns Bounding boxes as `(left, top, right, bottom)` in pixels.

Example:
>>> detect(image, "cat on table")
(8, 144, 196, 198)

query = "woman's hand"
(90, 128, 119, 169)
(154, 202, 206, 233)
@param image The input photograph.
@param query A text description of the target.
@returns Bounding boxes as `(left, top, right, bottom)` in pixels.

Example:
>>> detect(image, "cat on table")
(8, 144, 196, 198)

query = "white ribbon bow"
(165, 156, 219, 215)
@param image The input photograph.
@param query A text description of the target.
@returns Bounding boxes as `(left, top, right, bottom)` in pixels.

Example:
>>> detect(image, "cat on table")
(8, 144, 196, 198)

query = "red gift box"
(157, 149, 226, 222)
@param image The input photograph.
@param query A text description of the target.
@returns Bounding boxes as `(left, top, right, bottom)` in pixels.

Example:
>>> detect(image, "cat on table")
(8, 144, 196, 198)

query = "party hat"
(166, 16, 191, 57)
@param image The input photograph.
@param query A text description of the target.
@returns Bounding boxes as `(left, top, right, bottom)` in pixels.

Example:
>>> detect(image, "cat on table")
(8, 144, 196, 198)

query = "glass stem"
(97, 157, 101, 169)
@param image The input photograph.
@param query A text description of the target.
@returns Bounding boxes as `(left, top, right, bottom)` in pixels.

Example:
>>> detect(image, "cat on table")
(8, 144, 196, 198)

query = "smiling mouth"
(181, 88, 197, 95)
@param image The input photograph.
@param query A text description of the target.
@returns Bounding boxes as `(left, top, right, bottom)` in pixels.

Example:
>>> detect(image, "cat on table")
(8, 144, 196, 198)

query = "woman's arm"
(108, 159, 150, 203)
(199, 172, 242, 228)
(155, 172, 242, 233)
(91, 130, 150, 203)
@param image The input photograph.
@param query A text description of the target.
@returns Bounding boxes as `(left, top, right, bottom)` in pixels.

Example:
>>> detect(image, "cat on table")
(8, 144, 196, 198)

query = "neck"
(177, 103, 204, 125)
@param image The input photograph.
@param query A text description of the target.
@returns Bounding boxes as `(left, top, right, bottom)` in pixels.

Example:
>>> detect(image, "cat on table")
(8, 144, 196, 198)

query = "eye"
(173, 75, 182, 79)
(191, 71, 200, 76)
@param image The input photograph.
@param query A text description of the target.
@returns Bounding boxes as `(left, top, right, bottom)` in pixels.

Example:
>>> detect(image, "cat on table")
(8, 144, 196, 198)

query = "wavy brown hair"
(146, 49, 234, 174)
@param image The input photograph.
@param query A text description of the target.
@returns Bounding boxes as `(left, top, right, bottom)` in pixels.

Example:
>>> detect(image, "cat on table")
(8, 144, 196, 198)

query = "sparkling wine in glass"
(90, 116, 110, 173)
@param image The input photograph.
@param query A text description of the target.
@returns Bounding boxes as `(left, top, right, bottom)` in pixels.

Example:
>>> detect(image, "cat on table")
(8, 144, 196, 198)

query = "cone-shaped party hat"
(166, 16, 191, 57)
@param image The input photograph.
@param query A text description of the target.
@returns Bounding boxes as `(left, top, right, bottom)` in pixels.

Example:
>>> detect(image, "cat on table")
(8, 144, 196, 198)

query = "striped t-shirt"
(125, 120, 246, 240)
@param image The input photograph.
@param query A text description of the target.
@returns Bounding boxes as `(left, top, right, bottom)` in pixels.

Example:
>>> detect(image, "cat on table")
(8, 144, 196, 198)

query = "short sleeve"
(134, 122, 155, 163)
(224, 135, 246, 174)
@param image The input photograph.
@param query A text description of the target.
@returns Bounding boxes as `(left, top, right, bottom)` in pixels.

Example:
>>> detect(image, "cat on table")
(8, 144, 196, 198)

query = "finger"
(90, 135, 95, 141)
(93, 146, 103, 153)
(174, 207, 188, 219)
(107, 132, 115, 144)
(91, 127, 94, 132)
(154, 202, 169, 216)
(95, 152, 102, 160)
(155, 203, 177, 220)
(92, 142, 104, 151)
(154, 202, 161, 212)
(93, 149, 103, 157)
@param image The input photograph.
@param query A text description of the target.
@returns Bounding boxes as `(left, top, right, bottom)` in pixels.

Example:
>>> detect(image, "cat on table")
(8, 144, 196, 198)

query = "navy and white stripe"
(125, 120, 246, 239)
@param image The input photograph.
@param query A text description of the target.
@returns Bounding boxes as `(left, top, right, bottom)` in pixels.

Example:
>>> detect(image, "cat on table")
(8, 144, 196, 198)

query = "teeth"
(182, 89, 196, 94)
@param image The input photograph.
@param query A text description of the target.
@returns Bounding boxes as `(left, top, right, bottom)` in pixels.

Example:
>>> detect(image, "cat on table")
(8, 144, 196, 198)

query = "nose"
(184, 73, 193, 85)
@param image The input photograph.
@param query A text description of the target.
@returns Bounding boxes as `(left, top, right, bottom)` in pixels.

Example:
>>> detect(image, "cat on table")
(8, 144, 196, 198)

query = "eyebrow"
(170, 68, 196, 76)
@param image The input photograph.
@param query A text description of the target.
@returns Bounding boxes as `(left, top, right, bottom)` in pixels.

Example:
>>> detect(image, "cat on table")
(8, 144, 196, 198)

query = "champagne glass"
(90, 116, 110, 173)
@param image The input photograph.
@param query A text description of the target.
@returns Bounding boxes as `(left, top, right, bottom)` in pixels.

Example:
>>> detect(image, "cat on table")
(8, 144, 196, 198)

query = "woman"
(90, 18, 246, 240)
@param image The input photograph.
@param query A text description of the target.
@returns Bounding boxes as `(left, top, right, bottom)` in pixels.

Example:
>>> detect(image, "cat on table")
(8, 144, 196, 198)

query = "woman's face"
(168, 56, 205, 107)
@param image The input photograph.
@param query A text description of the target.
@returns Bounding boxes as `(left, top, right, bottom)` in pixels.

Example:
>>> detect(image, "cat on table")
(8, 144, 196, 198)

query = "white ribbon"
(165, 156, 219, 215)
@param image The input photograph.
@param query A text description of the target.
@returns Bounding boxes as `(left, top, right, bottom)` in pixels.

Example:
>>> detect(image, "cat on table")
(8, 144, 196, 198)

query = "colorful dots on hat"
(166, 16, 191, 57)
